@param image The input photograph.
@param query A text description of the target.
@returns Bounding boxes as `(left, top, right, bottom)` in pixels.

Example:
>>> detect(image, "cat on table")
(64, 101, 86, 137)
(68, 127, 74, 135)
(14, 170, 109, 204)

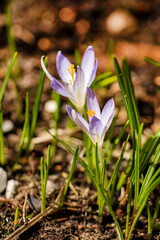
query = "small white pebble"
(2, 120, 14, 133)
(46, 179, 56, 195)
(105, 9, 137, 36)
(5, 179, 19, 199)
(44, 100, 57, 113)
(0, 167, 7, 193)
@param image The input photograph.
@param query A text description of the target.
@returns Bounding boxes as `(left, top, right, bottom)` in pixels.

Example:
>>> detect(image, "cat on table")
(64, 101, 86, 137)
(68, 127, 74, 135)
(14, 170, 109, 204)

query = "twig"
(5, 184, 65, 240)
(22, 193, 27, 224)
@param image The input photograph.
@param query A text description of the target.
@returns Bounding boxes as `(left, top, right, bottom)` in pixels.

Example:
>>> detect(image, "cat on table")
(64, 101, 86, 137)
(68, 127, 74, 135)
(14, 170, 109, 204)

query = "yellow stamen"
(68, 64, 75, 87)
(87, 109, 96, 117)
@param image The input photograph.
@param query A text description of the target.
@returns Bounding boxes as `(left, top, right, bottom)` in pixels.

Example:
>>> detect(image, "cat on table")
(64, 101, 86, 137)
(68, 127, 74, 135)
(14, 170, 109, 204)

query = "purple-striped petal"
(89, 116, 103, 145)
(81, 46, 95, 85)
(73, 67, 86, 113)
(56, 51, 73, 85)
(87, 88, 101, 120)
(51, 78, 73, 99)
(101, 98, 115, 126)
(41, 56, 53, 81)
(87, 58, 98, 87)
(101, 109, 115, 144)
(66, 105, 92, 139)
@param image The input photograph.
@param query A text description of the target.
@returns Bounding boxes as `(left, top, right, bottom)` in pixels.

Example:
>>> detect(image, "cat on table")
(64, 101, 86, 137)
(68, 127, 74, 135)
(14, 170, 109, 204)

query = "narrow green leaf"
(61, 145, 79, 206)
(0, 52, 17, 103)
(0, 107, 5, 165)
(14, 92, 29, 170)
(95, 143, 100, 181)
(151, 199, 160, 231)
(44, 129, 124, 239)
(122, 58, 140, 132)
(26, 57, 48, 153)
(146, 203, 152, 234)
(105, 120, 129, 165)
(107, 134, 130, 193)
(91, 72, 116, 89)
(134, 123, 143, 206)
(113, 57, 135, 136)
(14, 207, 19, 228)
(125, 183, 132, 238)
(30, 57, 48, 139)
(140, 144, 160, 196)
(144, 56, 160, 67)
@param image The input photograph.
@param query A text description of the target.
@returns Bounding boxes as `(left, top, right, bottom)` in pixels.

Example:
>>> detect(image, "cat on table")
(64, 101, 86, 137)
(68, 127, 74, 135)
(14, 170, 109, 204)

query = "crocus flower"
(67, 88, 115, 147)
(41, 46, 98, 114)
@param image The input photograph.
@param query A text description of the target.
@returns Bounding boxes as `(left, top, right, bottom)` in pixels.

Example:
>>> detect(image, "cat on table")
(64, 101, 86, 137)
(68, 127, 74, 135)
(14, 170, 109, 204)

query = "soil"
(0, 0, 160, 239)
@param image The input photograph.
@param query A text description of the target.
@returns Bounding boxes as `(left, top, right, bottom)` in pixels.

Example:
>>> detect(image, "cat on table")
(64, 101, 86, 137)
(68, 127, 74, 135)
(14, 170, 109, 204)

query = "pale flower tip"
(88, 45, 93, 50)
(41, 56, 53, 81)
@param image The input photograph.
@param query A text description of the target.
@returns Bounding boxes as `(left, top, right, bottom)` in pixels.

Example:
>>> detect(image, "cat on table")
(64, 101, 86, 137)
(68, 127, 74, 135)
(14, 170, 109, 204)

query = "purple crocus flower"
(67, 88, 115, 147)
(41, 46, 98, 114)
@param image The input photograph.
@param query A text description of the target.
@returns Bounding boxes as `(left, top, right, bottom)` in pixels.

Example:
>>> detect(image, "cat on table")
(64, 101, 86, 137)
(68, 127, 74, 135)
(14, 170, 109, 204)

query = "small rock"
(28, 195, 41, 213)
(5, 179, 19, 199)
(44, 100, 57, 113)
(105, 9, 137, 36)
(0, 167, 7, 193)
(46, 179, 56, 195)
(154, 76, 160, 87)
(2, 120, 14, 133)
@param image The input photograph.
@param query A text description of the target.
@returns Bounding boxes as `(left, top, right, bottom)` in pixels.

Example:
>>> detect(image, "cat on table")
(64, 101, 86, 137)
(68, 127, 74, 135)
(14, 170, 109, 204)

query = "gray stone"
(0, 167, 7, 193)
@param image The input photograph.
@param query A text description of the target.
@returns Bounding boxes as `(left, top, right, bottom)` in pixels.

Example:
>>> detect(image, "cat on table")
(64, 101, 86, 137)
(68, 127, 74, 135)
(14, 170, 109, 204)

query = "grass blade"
(134, 123, 143, 206)
(26, 57, 48, 152)
(107, 134, 130, 195)
(14, 93, 29, 170)
(61, 145, 79, 206)
(0, 107, 5, 165)
(122, 58, 140, 133)
(139, 144, 160, 195)
(144, 56, 160, 67)
(44, 129, 124, 239)
(0, 52, 17, 103)
(105, 120, 129, 166)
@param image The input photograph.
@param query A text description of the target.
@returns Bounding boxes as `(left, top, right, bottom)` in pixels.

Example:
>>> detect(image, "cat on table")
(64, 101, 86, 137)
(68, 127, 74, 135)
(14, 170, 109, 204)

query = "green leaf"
(14, 92, 29, 170)
(0, 52, 17, 103)
(26, 57, 48, 153)
(44, 129, 124, 239)
(139, 144, 160, 195)
(61, 145, 79, 206)
(134, 123, 143, 206)
(107, 134, 130, 192)
(0, 107, 5, 165)
(144, 56, 160, 67)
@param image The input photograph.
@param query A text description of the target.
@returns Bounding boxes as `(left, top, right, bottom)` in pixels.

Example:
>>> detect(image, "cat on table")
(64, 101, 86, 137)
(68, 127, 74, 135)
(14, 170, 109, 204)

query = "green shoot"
(134, 123, 143, 206)
(0, 107, 5, 165)
(41, 145, 50, 212)
(61, 145, 79, 206)
(26, 57, 48, 153)
(5, 4, 20, 77)
(107, 134, 130, 198)
(0, 52, 17, 104)
(45, 129, 124, 239)
(144, 56, 160, 67)
(91, 72, 117, 89)
(51, 91, 61, 157)
(14, 92, 29, 170)
(14, 206, 19, 228)
(151, 199, 160, 233)
(146, 203, 152, 234)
